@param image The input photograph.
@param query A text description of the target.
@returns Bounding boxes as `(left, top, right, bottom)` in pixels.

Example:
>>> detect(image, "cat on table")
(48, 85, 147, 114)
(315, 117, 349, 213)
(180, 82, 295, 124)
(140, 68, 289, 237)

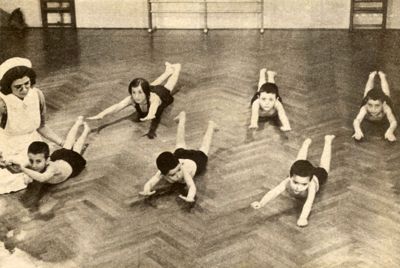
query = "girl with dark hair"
(88, 62, 181, 139)
(249, 68, 291, 131)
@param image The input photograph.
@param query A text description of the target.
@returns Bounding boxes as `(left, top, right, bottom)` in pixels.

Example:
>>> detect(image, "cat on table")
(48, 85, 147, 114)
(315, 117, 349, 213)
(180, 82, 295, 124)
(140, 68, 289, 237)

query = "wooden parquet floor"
(1, 29, 400, 267)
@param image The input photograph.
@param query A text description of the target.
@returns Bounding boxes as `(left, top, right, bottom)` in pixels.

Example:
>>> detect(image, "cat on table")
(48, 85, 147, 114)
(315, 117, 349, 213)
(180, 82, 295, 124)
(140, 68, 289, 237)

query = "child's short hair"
(290, 160, 314, 179)
(258, 82, 281, 101)
(28, 141, 50, 159)
(128, 78, 150, 97)
(0, 66, 36, 95)
(365, 88, 386, 102)
(156, 151, 179, 175)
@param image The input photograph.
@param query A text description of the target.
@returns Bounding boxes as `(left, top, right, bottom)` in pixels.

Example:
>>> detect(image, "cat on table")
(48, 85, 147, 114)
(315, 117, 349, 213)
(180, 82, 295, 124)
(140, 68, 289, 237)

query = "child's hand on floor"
(352, 131, 364, 141)
(297, 217, 308, 227)
(179, 195, 195, 203)
(140, 115, 155, 122)
(251, 201, 262, 209)
(139, 190, 156, 196)
(384, 131, 396, 142)
(249, 124, 258, 130)
(280, 126, 291, 132)
(87, 115, 104, 120)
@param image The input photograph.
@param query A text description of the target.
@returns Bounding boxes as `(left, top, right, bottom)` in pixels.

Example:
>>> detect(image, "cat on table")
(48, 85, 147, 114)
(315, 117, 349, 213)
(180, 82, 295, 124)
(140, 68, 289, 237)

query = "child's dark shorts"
(50, 149, 87, 178)
(174, 148, 208, 176)
(314, 167, 328, 186)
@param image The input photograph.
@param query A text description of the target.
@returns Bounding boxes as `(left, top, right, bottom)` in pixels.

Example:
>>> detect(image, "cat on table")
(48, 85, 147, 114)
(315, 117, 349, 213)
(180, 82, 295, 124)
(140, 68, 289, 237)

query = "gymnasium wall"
(1, 0, 400, 29)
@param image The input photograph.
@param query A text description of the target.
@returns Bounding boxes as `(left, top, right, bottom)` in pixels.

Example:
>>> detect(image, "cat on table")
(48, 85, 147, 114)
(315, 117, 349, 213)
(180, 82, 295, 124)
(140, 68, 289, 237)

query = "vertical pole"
(148, 0, 153, 33)
(349, 0, 354, 32)
(260, 0, 264, 33)
(204, 0, 208, 33)
(382, 0, 388, 30)
(70, 0, 77, 28)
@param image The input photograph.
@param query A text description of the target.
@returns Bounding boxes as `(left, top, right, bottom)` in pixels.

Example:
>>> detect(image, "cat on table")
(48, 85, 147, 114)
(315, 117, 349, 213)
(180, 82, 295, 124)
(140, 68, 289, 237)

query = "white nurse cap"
(0, 57, 32, 81)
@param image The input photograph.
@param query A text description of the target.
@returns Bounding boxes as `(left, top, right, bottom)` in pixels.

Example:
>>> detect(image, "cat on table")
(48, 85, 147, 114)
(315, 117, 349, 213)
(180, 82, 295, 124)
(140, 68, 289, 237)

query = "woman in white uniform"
(0, 57, 63, 193)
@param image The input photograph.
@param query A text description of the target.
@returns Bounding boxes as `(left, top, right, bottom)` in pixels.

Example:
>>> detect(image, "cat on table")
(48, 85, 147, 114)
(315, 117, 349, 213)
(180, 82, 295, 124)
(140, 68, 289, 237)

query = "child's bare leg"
(164, 63, 181, 92)
(363, 71, 377, 97)
(72, 122, 90, 154)
(199, 121, 218, 156)
(319, 135, 335, 172)
(174, 111, 187, 149)
(150, 62, 174, 86)
(257, 68, 267, 91)
(296, 138, 312, 160)
(378, 71, 390, 97)
(63, 116, 84, 150)
(267, 70, 277, 84)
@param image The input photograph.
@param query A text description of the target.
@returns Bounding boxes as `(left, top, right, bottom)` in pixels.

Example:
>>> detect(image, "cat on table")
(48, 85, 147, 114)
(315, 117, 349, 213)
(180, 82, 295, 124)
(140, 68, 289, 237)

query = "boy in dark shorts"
(251, 135, 335, 227)
(11, 116, 89, 210)
(140, 111, 218, 202)
(353, 71, 397, 142)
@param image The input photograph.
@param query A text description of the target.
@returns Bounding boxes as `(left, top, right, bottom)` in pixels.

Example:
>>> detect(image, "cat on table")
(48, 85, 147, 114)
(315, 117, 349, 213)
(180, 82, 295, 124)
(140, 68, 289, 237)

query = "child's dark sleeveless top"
(134, 85, 174, 119)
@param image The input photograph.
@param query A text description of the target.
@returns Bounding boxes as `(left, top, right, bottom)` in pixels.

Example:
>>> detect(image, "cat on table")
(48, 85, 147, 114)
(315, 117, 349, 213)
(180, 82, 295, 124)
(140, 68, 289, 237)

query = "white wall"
(1, 0, 400, 29)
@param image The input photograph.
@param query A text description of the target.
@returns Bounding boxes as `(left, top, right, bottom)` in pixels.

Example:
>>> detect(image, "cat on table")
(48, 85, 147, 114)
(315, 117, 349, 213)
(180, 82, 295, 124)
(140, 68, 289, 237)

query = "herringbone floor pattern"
(1, 29, 400, 267)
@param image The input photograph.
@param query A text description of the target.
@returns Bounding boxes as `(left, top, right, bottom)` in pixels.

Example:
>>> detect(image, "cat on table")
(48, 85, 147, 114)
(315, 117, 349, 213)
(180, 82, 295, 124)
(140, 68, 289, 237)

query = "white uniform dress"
(0, 87, 43, 194)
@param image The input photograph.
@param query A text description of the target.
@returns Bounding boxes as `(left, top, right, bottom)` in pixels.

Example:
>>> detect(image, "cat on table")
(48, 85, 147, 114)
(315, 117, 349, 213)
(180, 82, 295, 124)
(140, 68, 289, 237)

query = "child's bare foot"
(76, 116, 84, 125)
(260, 68, 267, 74)
(165, 62, 174, 75)
(378, 71, 386, 77)
(83, 122, 91, 133)
(303, 138, 312, 147)
(208, 120, 219, 131)
(172, 63, 181, 72)
(267, 70, 277, 78)
(369, 71, 377, 77)
(174, 111, 186, 122)
(325, 135, 335, 142)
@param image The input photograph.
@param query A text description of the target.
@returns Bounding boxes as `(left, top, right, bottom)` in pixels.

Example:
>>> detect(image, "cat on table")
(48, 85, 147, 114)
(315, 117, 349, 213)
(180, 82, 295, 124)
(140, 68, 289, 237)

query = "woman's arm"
(87, 96, 132, 120)
(297, 180, 317, 227)
(275, 101, 291, 131)
(251, 178, 288, 209)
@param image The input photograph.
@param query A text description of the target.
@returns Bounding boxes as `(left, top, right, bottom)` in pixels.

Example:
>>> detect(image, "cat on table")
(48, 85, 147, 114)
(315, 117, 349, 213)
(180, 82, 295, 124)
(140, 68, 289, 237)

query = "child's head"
(27, 141, 50, 172)
(289, 160, 314, 193)
(258, 83, 280, 111)
(156, 152, 183, 182)
(128, 78, 150, 104)
(364, 88, 386, 116)
(0, 58, 36, 97)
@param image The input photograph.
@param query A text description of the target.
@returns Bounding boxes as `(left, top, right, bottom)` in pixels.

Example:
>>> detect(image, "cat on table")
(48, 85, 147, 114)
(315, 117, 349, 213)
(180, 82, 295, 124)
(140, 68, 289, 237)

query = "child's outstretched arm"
(140, 94, 161, 122)
(249, 100, 260, 129)
(297, 179, 317, 227)
(12, 161, 56, 183)
(275, 101, 291, 131)
(352, 107, 367, 140)
(139, 171, 162, 196)
(251, 178, 288, 209)
(383, 104, 397, 142)
(178, 169, 196, 202)
(87, 96, 132, 120)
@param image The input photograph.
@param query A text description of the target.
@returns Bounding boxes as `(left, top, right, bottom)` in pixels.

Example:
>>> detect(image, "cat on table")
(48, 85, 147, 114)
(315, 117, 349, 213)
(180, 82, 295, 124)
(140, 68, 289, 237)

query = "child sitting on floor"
(249, 68, 291, 131)
(9, 116, 90, 210)
(140, 111, 218, 202)
(88, 62, 181, 139)
(353, 71, 397, 142)
(251, 135, 335, 227)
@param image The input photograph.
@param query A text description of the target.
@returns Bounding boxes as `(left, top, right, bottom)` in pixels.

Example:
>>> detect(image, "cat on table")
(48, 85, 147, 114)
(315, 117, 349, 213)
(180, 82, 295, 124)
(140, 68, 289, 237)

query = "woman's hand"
(179, 194, 195, 203)
(140, 115, 155, 122)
